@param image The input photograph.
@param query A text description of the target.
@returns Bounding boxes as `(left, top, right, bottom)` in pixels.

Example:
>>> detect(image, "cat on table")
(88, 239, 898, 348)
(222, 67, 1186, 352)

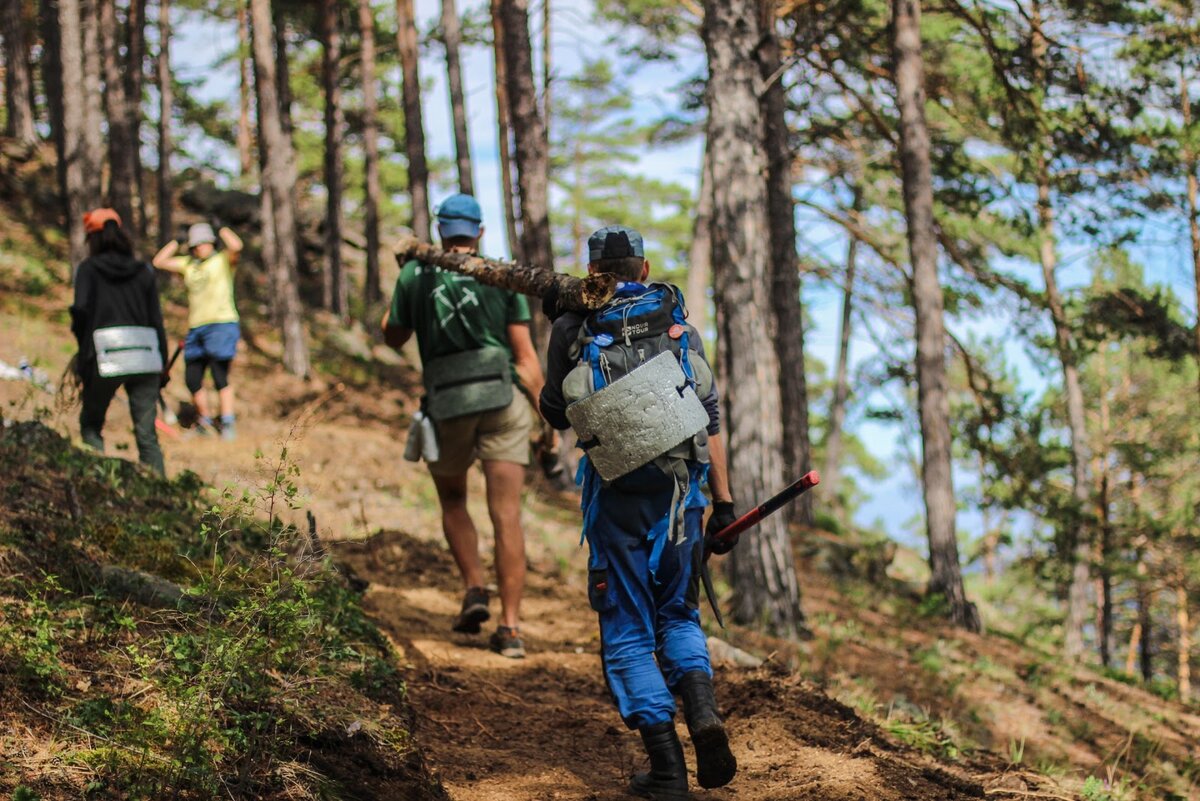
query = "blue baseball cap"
(435, 193, 483, 240)
(588, 225, 644, 262)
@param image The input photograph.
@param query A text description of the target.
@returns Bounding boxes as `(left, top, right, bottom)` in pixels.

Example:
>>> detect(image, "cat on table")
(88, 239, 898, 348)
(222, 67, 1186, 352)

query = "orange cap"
(83, 208, 122, 234)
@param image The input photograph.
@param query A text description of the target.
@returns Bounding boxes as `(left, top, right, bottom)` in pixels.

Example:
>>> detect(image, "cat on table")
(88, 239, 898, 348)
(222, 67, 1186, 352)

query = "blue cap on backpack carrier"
(588, 226, 644, 262)
(436, 193, 483, 240)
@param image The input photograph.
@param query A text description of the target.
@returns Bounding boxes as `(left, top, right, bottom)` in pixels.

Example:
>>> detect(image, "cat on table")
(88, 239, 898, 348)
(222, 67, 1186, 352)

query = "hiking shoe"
(452, 586, 490, 634)
(488, 625, 526, 659)
(219, 415, 237, 441)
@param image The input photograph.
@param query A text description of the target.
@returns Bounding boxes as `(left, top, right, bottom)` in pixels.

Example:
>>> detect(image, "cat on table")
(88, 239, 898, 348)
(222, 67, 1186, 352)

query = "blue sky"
(167, 0, 1198, 553)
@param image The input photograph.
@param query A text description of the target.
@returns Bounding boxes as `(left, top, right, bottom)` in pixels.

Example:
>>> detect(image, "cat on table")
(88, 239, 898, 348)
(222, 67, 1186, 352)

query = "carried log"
(394, 235, 618, 311)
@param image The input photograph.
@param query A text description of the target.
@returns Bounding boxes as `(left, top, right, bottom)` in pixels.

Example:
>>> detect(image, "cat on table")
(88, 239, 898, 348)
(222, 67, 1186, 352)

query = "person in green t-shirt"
(382, 194, 550, 659)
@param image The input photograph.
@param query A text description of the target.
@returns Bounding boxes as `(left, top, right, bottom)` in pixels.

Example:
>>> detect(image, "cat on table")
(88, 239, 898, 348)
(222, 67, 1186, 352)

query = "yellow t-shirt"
(183, 252, 239, 328)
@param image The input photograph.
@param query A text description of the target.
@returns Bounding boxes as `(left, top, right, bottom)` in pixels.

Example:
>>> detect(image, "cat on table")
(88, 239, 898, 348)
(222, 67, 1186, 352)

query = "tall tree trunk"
(824, 183, 862, 516)
(1031, 3, 1090, 659)
(358, 0, 382, 305)
(490, 0, 522, 261)
(273, 4, 292, 136)
(891, 0, 979, 632)
(157, 0, 172, 244)
(1176, 581, 1191, 699)
(320, 0, 347, 316)
(250, 0, 309, 376)
(758, 0, 812, 526)
(58, 0, 89, 268)
(81, 0, 104, 204)
(702, 0, 805, 639)
(237, 1, 253, 177)
(2, 0, 37, 144)
(99, 0, 137, 227)
(396, 0, 430, 240)
(41, 0, 66, 197)
(441, 0, 474, 195)
(1181, 67, 1200, 409)
(1095, 471, 1112, 667)
(541, 0, 550, 145)
(687, 136, 712, 335)
(497, 0, 553, 346)
(125, 0, 146, 236)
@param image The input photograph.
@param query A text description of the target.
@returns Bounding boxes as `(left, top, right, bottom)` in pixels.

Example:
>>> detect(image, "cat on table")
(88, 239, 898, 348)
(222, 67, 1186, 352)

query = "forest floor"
(3, 148, 1199, 800)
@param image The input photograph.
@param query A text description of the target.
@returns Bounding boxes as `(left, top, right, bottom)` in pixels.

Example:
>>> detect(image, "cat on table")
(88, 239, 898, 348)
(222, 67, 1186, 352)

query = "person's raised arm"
(507, 322, 545, 407)
(381, 308, 412, 350)
(218, 227, 244, 265)
(152, 240, 187, 273)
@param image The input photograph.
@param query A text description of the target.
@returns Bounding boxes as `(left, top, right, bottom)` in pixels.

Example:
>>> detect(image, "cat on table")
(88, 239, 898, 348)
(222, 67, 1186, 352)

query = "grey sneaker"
(219, 415, 237, 441)
(489, 625, 526, 659)
(452, 586, 490, 633)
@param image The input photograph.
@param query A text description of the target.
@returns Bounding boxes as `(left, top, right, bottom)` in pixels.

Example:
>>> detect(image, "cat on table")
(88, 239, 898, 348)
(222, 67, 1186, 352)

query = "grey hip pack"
(422, 346, 513, 422)
(92, 326, 163, 377)
(566, 351, 709, 482)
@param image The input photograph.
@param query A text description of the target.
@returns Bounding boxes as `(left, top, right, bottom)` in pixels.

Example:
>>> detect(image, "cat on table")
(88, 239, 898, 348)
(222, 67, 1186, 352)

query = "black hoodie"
(70, 252, 169, 377)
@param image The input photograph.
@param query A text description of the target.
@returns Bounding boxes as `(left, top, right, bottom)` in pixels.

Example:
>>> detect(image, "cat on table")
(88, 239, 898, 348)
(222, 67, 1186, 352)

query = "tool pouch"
(423, 346, 513, 422)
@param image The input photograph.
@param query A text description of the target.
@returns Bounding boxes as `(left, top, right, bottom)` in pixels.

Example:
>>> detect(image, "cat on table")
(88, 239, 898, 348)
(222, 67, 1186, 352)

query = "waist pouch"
(92, 326, 163, 378)
(423, 346, 513, 421)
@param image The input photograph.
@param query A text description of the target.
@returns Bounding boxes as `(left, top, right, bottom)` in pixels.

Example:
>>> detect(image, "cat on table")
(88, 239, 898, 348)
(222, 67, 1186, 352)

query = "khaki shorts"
(427, 391, 534, 476)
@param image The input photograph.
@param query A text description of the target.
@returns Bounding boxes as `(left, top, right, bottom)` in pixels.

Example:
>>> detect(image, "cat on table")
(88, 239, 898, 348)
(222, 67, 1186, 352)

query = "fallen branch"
(394, 235, 618, 311)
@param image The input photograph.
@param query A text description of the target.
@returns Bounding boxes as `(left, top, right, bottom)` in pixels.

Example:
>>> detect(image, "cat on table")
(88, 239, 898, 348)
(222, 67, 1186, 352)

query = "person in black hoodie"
(70, 209, 169, 475)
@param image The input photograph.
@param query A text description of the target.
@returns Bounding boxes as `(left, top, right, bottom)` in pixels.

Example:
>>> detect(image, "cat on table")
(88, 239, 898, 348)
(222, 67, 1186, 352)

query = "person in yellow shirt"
(153, 223, 243, 440)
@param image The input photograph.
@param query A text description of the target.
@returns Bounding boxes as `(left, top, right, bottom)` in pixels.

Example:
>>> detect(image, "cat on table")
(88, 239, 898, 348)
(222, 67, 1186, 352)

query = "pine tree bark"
(250, 0, 309, 376)
(273, 4, 292, 136)
(702, 0, 805, 639)
(358, 0, 382, 305)
(1181, 69, 1200, 410)
(824, 183, 862, 517)
(157, 0, 172, 244)
(441, 0, 474, 195)
(125, 0, 147, 236)
(99, 0, 137, 227)
(58, 0, 89, 268)
(758, 0, 812, 527)
(81, 0, 104, 204)
(686, 137, 712, 335)
(320, 0, 347, 316)
(237, 1, 253, 177)
(891, 0, 979, 632)
(2, 0, 37, 145)
(497, 0, 554, 347)
(541, 0, 550, 144)
(1031, 4, 1090, 659)
(490, 0, 522, 261)
(41, 0, 65, 196)
(396, 0, 430, 241)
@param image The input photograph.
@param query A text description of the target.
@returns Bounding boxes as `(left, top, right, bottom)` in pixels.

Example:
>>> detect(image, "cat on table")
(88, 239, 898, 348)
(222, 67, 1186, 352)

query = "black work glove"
(541, 282, 565, 322)
(704, 501, 739, 556)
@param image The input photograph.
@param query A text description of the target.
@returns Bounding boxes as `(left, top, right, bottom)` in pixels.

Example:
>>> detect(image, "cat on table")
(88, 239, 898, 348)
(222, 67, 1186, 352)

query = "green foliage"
(0, 574, 70, 696)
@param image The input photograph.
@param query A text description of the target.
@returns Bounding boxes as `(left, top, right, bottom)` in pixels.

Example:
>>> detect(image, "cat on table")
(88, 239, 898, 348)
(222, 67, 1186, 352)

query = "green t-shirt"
(389, 260, 531, 375)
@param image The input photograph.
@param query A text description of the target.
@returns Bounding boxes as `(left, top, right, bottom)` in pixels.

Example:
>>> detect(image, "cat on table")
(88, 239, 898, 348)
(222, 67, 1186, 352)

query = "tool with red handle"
(700, 470, 821, 627)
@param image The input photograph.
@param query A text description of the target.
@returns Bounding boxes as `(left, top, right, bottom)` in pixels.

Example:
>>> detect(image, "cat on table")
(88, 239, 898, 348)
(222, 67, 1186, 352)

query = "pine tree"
(57, 0, 89, 267)
(440, 0, 474, 195)
(320, 0, 348, 316)
(358, 0, 383, 304)
(157, 0, 173, 244)
(395, 0, 430, 240)
(2, 0, 37, 145)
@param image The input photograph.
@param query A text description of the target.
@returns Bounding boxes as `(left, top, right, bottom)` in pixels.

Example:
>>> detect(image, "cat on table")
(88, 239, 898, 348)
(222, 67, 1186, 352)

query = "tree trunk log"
(394, 235, 615, 310)
(490, 0, 522, 261)
(358, 0, 382, 305)
(58, 0, 89, 268)
(157, 0, 173, 245)
(702, 0, 806, 639)
(320, 0, 347, 317)
(441, 0, 474, 195)
(396, 0, 430, 241)
(892, 0, 978, 632)
(2, 0, 37, 144)
(250, 0, 309, 376)
(758, 0, 812, 527)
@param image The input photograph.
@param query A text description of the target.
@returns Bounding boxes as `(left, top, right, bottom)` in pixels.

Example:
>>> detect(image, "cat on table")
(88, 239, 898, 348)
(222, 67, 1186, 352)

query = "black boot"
(629, 721, 690, 800)
(677, 671, 737, 789)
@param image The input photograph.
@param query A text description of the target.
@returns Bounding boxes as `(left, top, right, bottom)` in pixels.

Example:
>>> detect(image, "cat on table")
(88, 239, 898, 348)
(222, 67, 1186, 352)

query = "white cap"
(188, 223, 216, 248)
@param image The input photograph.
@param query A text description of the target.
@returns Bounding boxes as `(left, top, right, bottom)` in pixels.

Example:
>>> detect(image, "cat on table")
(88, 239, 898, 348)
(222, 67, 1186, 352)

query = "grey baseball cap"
(188, 223, 216, 248)
(588, 226, 644, 262)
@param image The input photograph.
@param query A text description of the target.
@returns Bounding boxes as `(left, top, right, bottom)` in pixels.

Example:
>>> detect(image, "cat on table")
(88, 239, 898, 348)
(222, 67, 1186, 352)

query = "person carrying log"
(152, 223, 244, 440)
(383, 193, 550, 659)
(538, 226, 740, 798)
(70, 209, 169, 475)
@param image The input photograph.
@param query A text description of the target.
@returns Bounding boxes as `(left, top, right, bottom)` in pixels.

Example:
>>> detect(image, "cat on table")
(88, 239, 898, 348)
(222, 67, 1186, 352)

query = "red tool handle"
(711, 470, 821, 546)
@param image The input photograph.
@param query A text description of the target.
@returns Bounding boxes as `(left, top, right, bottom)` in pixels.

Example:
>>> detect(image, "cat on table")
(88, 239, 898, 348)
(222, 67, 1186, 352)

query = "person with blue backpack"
(539, 226, 740, 799)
